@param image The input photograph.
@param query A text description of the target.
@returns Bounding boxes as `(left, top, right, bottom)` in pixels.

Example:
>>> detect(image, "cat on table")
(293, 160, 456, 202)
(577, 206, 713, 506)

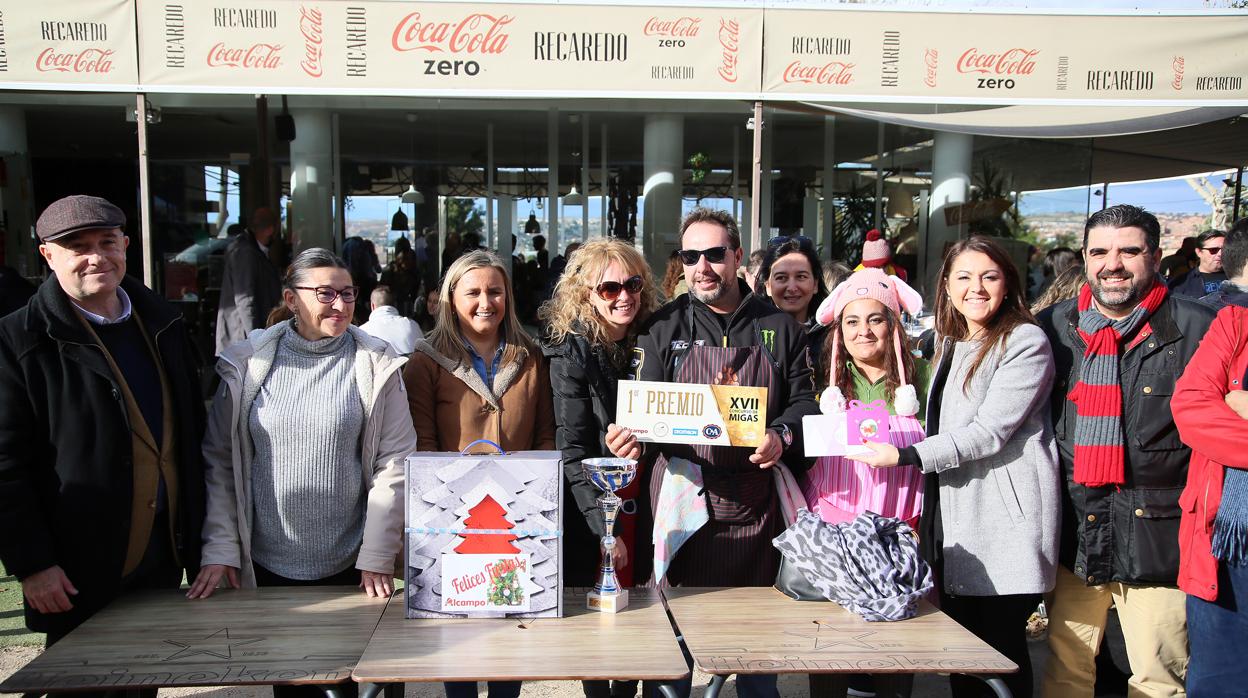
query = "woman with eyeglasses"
(191, 249, 416, 693)
(851, 236, 1059, 698)
(539, 238, 662, 698)
(404, 250, 555, 698)
(754, 236, 831, 371)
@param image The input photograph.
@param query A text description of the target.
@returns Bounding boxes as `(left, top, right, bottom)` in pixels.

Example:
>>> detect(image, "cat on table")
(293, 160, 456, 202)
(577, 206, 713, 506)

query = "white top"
(359, 305, 424, 355)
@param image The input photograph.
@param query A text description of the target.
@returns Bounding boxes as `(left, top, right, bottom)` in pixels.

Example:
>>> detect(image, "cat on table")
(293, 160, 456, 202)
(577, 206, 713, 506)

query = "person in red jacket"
(1172, 215, 1248, 697)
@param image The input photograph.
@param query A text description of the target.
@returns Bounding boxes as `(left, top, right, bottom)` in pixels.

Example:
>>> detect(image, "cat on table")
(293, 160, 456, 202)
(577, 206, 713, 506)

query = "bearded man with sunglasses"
(0, 196, 206, 655)
(1169, 228, 1226, 298)
(633, 209, 816, 690)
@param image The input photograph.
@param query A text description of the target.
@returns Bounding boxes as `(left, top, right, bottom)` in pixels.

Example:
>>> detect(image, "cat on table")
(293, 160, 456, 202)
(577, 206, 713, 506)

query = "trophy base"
(587, 589, 629, 613)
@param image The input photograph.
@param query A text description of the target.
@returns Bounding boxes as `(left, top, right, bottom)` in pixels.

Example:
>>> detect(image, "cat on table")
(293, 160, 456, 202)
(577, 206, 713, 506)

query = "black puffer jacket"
(543, 332, 636, 586)
(0, 276, 206, 634)
(1038, 294, 1215, 586)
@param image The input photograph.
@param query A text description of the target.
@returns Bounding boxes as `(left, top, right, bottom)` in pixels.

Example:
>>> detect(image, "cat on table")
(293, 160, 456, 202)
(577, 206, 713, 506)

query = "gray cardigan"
(914, 323, 1060, 596)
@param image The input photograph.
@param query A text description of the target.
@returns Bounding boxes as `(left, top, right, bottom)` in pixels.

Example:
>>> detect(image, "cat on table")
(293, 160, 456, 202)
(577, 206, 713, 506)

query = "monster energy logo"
(760, 329, 776, 353)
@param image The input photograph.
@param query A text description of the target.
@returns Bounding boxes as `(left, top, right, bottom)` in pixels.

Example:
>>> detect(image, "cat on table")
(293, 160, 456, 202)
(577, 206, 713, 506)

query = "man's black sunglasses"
(595, 275, 644, 300)
(678, 246, 729, 265)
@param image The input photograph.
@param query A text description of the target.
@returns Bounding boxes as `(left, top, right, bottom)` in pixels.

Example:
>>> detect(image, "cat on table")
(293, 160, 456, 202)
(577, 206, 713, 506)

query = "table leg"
(703, 675, 727, 698)
(973, 676, 1012, 698)
(320, 687, 346, 698)
(655, 682, 682, 698)
(353, 683, 390, 698)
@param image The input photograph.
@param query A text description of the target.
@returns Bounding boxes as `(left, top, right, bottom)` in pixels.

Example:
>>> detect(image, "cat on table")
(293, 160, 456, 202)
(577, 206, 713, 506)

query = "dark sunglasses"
(1201, 246, 1222, 254)
(295, 285, 359, 304)
(768, 235, 814, 250)
(595, 275, 644, 300)
(678, 246, 729, 265)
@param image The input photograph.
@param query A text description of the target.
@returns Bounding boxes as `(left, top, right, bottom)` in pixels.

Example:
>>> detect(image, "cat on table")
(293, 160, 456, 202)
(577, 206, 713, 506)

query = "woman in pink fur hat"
(805, 267, 929, 527)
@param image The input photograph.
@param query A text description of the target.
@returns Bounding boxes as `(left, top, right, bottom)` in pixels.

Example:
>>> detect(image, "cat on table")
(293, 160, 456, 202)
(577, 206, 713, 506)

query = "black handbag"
(775, 555, 824, 601)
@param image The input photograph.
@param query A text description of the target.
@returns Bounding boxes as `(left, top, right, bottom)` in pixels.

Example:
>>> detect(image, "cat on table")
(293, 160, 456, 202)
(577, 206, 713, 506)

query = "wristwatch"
(772, 424, 793, 448)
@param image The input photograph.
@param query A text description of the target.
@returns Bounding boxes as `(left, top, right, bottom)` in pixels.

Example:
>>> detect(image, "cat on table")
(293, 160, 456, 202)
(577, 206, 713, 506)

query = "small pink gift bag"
(846, 399, 891, 446)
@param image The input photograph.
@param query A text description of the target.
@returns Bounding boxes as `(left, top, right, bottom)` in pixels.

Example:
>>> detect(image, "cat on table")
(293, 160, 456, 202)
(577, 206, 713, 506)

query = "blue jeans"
(443, 682, 522, 698)
(1187, 562, 1248, 697)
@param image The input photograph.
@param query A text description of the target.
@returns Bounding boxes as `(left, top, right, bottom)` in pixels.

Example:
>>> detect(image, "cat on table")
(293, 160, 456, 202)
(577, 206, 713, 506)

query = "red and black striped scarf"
(1067, 280, 1167, 487)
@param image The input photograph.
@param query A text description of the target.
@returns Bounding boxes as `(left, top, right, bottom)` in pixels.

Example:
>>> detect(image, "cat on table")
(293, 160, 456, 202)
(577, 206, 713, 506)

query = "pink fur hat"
(814, 268, 924, 395)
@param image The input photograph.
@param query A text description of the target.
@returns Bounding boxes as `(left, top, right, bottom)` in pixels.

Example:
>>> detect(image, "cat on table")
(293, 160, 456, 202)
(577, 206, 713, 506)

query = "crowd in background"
(4, 193, 1248, 698)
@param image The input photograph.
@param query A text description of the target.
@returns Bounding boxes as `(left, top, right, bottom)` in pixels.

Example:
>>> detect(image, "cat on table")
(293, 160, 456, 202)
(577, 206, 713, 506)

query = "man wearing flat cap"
(0, 195, 205, 644)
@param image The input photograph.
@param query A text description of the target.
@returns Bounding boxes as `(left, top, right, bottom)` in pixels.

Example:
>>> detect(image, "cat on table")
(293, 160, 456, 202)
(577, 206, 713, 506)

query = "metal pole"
(600, 123, 608, 238)
(547, 108, 558, 252)
(1234, 166, 1243, 222)
(823, 116, 836, 260)
(331, 112, 343, 253)
(732, 126, 740, 222)
(581, 114, 589, 240)
(875, 122, 885, 230)
(486, 122, 495, 249)
(135, 94, 155, 289)
(750, 101, 763, 253)
(1102, 183, 1109, 211)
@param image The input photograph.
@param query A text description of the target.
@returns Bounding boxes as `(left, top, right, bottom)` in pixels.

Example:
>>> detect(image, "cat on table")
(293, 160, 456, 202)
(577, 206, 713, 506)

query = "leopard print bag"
(773, 508, 933, 621)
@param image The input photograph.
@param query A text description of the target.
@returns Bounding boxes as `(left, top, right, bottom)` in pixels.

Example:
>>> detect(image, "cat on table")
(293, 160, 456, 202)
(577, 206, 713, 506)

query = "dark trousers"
(1187, 562, 1248, 697)
(253, 563, 361, 698)
(940, 591, 1041, 698)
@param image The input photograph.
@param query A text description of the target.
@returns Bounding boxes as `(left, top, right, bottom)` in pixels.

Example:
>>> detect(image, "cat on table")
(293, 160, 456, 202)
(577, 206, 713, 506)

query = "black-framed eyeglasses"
(294, 285, 360, 304)
(678, 246, 729, 265)
(595, 275, 644, 300)
(768, 235, 814, 248)
(1201, 246, 1223, 254)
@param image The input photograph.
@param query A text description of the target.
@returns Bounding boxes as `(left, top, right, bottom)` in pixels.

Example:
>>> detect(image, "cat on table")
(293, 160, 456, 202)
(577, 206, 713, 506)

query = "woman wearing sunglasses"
(539, 238, 661, 698)
(404, 250, 555, 698)
(754, 236, 831, 370)
(191, 249, 416, 693)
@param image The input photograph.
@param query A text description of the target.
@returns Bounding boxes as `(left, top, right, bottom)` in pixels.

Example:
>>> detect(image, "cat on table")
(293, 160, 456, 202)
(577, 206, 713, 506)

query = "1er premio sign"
(615, 379, 768, 447)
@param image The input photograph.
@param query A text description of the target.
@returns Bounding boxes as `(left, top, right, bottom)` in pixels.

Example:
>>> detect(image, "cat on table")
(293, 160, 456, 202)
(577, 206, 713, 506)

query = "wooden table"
(663, 587, 1018, 698)
(353, 588, 689, 697)
(0, 587, 390, 697)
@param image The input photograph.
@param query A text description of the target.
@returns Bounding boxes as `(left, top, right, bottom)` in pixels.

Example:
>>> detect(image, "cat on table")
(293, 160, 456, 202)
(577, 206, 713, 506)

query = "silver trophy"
(582, 457, 638, 613)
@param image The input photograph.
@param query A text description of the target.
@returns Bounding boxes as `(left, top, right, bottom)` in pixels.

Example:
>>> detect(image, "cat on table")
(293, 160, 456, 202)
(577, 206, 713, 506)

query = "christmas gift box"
(405, 441, 564, 618)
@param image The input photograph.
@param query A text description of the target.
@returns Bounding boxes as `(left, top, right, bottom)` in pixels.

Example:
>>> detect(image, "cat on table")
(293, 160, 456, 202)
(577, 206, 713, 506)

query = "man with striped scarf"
(1039, 204, 1215, 698)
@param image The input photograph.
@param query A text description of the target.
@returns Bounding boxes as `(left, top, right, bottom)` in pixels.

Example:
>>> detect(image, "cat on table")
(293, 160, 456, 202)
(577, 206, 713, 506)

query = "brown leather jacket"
(403, 338, 556, 452)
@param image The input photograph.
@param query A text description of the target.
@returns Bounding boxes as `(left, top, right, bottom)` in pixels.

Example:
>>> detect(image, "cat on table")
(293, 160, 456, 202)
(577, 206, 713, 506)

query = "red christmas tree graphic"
(454, 494, 521, 554)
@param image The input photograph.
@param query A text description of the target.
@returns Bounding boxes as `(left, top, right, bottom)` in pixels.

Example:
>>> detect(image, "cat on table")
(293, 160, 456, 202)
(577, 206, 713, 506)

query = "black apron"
(649, 305, 784, 587)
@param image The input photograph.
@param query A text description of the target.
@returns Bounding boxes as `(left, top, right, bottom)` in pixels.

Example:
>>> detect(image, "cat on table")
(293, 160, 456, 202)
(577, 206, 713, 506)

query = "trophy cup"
(582, 457, 638, 613)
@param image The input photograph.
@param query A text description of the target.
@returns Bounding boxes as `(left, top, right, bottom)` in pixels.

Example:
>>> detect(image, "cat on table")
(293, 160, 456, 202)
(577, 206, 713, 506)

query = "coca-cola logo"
(716, 18, 739, 83)
(782, 60, 854, 86)
(36, 48, 115, 74)
(644, 16, 701, 38)
(1171, 55, 1184, 91)
(207, 42, 283, 69)
(924, 48, 938, 87)
(391, 11, 511, 54)
(299, 6, 324, 78)
(956, 47, 1038, 76)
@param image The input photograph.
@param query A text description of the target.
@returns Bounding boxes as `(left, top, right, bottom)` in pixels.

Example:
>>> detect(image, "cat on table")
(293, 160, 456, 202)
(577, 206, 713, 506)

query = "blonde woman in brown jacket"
(401, 250, 555, 698)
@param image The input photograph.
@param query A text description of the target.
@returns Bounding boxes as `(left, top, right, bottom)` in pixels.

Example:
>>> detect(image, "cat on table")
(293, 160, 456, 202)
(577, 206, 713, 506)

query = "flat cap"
(36, 195, 126, 242)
